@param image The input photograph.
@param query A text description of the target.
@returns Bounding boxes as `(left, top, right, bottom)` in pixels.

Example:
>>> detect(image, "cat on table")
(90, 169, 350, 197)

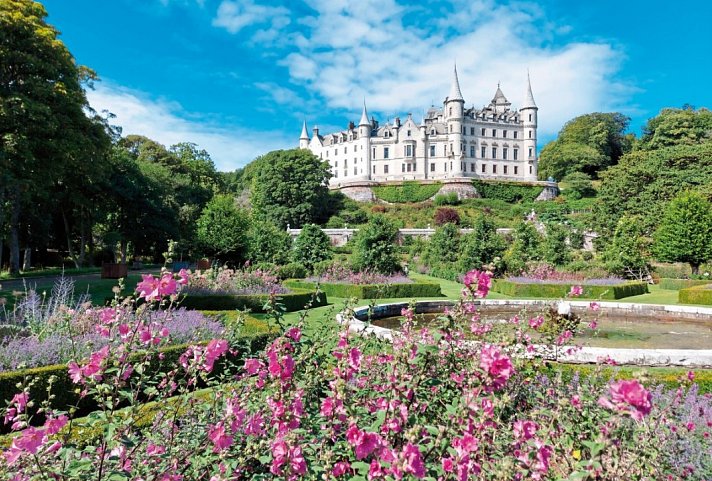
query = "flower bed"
(493, 279, 648, 299)
(284, 279, 442, 299)
(678, 284, 712, 305)
(309, 264, 412, 285)
(178, 288, 328, 312)
(184, 267, 288, 296)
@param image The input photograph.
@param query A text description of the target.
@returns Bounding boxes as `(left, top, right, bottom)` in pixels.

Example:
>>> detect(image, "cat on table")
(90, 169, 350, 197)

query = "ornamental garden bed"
(678, 284, 712, 305)
(492, 279, 648, 300)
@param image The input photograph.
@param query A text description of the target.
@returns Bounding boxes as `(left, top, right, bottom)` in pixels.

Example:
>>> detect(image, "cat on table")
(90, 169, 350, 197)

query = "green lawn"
(0, 266, 102, 281)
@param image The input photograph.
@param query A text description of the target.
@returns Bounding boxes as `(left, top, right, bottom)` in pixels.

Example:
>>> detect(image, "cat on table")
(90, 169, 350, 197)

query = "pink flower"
(208, 423, 233, 452)
(267, 350, 295, 381)
(285, 327, 302, 342)
(480, 345, 515, 390)
(349, 347, 362, 371)
(204, 339, 229, 372)
(99, 307, 118, 324)
(441, 457, 454, 472)
(588, 320, 598, 330)
(687, 371, 695, 381)
(452, 433, 478, 457)
(44, 415, 68, 435)
(136, 274, 161, 301)
(244, 358, 264, 375)
(10, 392, 29, 412)
(401, 443, 425, 478)
(158, 273, 178, 297)
(513, 420, 538, 440)
(569, 285, 583, 297)
(589, 301, 600, 311)
(346, 425, 381, 459)
(13, 427, 46, 455)
(463, 270, 491, 298)
(528, 316, 544, 330)
(147, 444, 166, 456)
(571, 395, 582, 410)
(332, 461, 351, 477)
(598, 379, 652, 421)
(177, 268, 190, 285)
(68, 362, 83, 384)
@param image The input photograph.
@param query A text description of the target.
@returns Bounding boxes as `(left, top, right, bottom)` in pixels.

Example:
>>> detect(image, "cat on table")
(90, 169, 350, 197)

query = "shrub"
(543, 223, 571, 266)
(423, 222, 460, 267)
(325, 215, 346, 228)
(351, 215, 401, 274)
(602, 216, 651, 278)
(459, 214, 505, 273)
(276, 262, 307, 280)
(433, 192, 460, 206)
(504, 221, 543, 274)
(658, 278, 712, 290)
(292, 224, 333, 271)
(178, 288, 327, 312)
(184, 267, 288, 295)
(196, 194, 250, 264)
(561, 172, 596, 199)
(306, 264, 410, 285)
(492, 279, 648, 299)
(372, 181, 442, 203)
(678, 284, 712, 305)
(371, 204, 386, 213)
(434, 207, 460, 226)
(472, 180, 544, 203)
(284, 279, 442, 299)
(247, 220, 292, 265)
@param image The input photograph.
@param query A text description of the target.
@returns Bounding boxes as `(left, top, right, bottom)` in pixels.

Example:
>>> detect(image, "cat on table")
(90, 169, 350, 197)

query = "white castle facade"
(299, 66, 539, 186)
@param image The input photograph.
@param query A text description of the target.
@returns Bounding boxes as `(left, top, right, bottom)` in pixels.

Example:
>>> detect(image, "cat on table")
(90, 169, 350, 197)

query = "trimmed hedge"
(178, 288, 327, 312)
(659, 278, 712, 290)
(284, 279, 442, 299)
(373, 181, 442, 203)
(472, 180, 544, 203)
(678, 284, 712, 305)
(492, 279, 648, 300)
(0, 333, 274, 434)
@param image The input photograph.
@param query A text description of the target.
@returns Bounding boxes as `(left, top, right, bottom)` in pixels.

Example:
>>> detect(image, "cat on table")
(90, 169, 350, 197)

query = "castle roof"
(522, 72, 537, 109)
(359, 101, 369, 126)
(299, 120, 309, 140)
(448, 64, 464, 102)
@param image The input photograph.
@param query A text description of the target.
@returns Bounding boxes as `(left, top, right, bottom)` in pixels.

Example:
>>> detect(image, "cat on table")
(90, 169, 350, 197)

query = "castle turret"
(419, 115, 429, 178)
(519, 73, 538, 180)
(299, 120, 310, 149)
(358, 101, 371, 180)
(445, 64, 465, 176)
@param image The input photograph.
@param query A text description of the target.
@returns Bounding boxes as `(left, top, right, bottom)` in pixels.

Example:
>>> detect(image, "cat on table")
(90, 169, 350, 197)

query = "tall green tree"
(653, 192, 712, 275)
(247, 220, 292, 265)
(538, 112, 631, 180)
(503, 221, 543, 274)
(640, 107, 712, 150)
(351, 215, 400, 274)
(459, 214, 505, 272)
(602, 216, 651, 279)
(196, 194, 250, 264)
(292, 224, 332, 271)
(251, 149, 332, 228)
(542, 223, 571, 266)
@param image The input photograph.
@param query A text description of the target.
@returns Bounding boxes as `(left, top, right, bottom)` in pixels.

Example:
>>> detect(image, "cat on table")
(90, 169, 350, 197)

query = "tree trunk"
(691, 262, 700, 276)
(120, 239, 127, 264)
(61, 208, 79, 268)
(22, 246, 31, 271)
(0, 237, 4, 271)
(9, 188, 21, 275)
(78, 210, 86, 268)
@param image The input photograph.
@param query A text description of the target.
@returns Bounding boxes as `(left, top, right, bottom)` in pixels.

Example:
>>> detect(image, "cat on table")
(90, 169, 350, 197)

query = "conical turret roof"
(448, 64, 464, 102)
(359, 101, 369, 126)
(522, 72, 537, 109)
(299, 120, 309, 140)
(492, 83, 509, 104)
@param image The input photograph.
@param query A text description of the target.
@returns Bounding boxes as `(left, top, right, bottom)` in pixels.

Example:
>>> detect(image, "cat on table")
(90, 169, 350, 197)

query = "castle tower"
(520, 72, 538, 180)
(419, 115, 428, 178)
(358, 101, 372, 180)
(299, 120, 310, 149)
(445, 64, 465, 176)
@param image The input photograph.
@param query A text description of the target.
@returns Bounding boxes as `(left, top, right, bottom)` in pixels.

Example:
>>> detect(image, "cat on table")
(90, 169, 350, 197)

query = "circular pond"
(340, 300, 712, 367)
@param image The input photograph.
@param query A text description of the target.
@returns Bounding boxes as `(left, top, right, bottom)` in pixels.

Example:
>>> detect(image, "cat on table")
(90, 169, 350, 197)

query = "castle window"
(344, 159, 348, 167)
(343, 169, 347, 177)
(354, 145, 357, 152)
(449, 107, 452, 116)
(334, 149, 337, 156)
(344, 147, 347, 154)
(431, 129, 436, 135)
(481, 146, 486, 158)
(513, 148, 518, 160)
(402, 164, 405, 173)
(470, 163, 475, 172)
(493, 164, 497, 174)
(326, 151, 329, 158)
(449, 124, 453, 133)
(514, 166, 518, 175)
(529, 130, 532, 139)
(384, 165, 389, 174)
(372, 148, 375, 158)
(528, 148, 533, 158)
(503, 130, 507, 138)
(430, 145, 436, 156)
(470, 146, 475, 157)
(354, 167, 357, 175)
(503, 148, 508, 160)
(373, 165, 375, 174)
(407, 130, 411, 137)
(514, 131, 518, 139)
(430, 163, 435, 172)
(481, 163, 486, 173)
(481, 128, 485, 135)
(529, 114, 532, 121)
(334, 171, 338, 178)
(413, 163, 416, 172)
(470, 127, 475, 135)
(504, 166, 508, 174)
(405, 144, 413, 157)
(407, 163, 412, 172)
(462, 126, 466, 134)
(492, 147, 497, 159)
(384, 147, 390, 159)
(492, 129, 496, 137)
(529, 165, 533, 174)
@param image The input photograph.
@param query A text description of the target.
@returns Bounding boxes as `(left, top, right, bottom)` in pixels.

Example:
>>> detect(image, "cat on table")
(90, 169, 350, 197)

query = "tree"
(542, 223, 571, 266)
(594, 142, 712, 238)
(538, 113, 631, 180)
(640, 107, 712, 150)
(351, 215, 400, 274)
(602, 216, 651, 279)
(292, 224, 332, 271)
(251, 149, 332, 228)
(424, 223, 460, 267)
(459, 215, 505, 272)
(196, 195, 250, 264)
(561, 172, 596, 200)
(503, 221, 543, 274)
(247, 220, 292, 265)
(653, 192, 712, 275)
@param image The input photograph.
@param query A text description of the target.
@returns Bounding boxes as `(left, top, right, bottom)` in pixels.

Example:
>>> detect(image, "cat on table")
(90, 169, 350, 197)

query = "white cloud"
(215, 0, 634, 139)
(212, 0, 289, 35)
(86, 82, 292, 171)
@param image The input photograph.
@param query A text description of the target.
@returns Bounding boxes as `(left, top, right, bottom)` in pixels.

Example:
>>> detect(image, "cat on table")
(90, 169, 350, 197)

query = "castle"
(299, 66, 539, 187)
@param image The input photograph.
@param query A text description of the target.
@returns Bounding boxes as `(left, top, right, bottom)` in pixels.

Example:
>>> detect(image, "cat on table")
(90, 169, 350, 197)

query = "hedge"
(492, 279, 648, 300)
(372, 181, 442, 203)
(178, 288, 327, 312)
(678, 284, 712, 305)
(0, 333, 274, 434)
(659, 278, 712, 290)
(472, 180, 544, 203)
(283, 279, 443, 299)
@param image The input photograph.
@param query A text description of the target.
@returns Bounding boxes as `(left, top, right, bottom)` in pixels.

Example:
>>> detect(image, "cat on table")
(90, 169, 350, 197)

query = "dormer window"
(407, 130, 411, 137)
(431, 129, 436, 135)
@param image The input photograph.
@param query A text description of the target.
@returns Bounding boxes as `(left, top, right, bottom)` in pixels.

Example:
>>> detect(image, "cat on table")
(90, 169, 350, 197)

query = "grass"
(0, 266, 102, 280)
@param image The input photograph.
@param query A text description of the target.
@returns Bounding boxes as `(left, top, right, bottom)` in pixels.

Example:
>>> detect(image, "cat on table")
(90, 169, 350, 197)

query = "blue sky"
(44, 0, 712, 171)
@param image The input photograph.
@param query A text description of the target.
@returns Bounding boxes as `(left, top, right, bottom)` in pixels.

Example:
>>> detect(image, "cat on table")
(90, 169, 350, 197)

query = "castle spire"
(522, 71, 537, 109)
(448, 63, 464, 102)
(299, 120, 309, 140)
(359, 100, 369, 126)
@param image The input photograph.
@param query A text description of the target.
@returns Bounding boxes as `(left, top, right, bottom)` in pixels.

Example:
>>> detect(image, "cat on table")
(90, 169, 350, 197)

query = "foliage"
(306, 264, 410, 285)
(284, 279, 442, 299)
(503, 221, 543, 274)
(276, 262, 308, 280)
(542, 223, 571, 266)
(372, 181, 442, 203)
(472, 180, 544, 203)
(657, 278, 712, 290)
(351, 215, 401, 274)
(178, 289, 327, 312)
(292, 224, 332, 271)
(251, 149, 332, 228)
(678, 284, 712, 305)
(640, 107, 712, 150)
(434, 207, 460, 226)
(602, 216, 652, 278)
(593, 139, 712, 237)
(459, 214, 505, 273)
(423, 223, 461, 268)
(561, 172, 596, 200)
(538, 112, 631, 180)
(196, 194, 250, 263)
(184, 266, 287, 296)
(247, 220, 292, 265)
(433, 192, 460, 206)
(493, 279, 648, 299)
(653, 191, 712, 275)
